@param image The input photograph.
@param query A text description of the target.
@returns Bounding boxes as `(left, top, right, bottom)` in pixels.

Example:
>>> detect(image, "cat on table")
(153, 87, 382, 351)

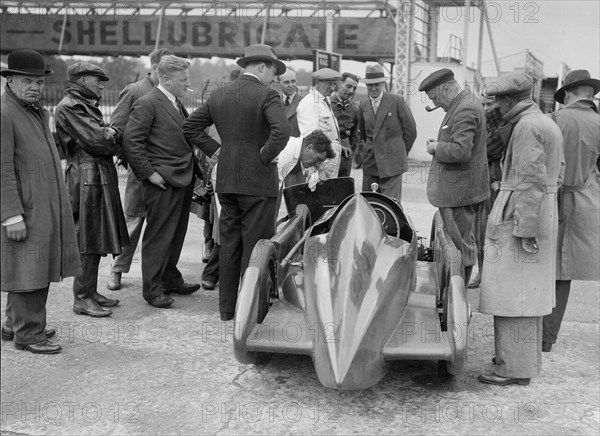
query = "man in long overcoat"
(479, 72, 564, 386)
(543, 70, 600, 352)
(183, 44, 290, 321)
(419, 68, 490, 283)
(1, 50, 80, 354)
(55, 62, 129, 317)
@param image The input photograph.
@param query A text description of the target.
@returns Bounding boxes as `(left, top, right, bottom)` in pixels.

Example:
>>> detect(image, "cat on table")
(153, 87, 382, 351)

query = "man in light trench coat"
(479, 72, 565, 386)
(542, 69, 600, 352)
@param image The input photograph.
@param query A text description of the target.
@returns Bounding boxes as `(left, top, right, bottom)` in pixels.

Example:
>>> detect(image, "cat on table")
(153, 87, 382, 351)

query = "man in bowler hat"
(1, 50, 81, 353)
(183, 44, 290, 321)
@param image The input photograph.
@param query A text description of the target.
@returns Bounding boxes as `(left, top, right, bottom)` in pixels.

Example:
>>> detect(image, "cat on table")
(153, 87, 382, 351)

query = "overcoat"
(480, 100, 565, 317)
(1, 87, 81, 291)
(358, 92, 417, 177)
(551, 100, 600, 281)
(55, 82, 129, 255)
(427, 90, 490, 207)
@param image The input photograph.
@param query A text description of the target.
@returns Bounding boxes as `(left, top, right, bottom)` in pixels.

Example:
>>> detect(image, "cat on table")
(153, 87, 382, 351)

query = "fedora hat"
(363, 64, 387, 84)
(554, 69, 600, 104)
(1, 50, 53, 77)
(236, 44, 286, 76)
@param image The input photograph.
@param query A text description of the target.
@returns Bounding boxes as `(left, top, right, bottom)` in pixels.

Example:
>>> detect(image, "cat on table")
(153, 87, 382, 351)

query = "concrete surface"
(1, 165, 599, 435)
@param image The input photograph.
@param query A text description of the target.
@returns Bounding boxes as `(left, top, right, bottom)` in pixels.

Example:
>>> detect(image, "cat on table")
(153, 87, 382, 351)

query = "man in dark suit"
(183, 44, 290, 321)
(358, 64, 417, 203)
(123, 55, 200, 309)
(419, 68, 490, 284)
(278, 68, 305, 186)
(106, 48, 173, 291)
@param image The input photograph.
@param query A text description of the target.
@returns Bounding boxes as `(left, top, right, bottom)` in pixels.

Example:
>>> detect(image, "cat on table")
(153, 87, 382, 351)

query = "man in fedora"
(542, 70, 600, 352)
(55, 62, 129, 317)
(358, 64, 417, 202)
(184, 44, 290, 321)
(1, 50, 81, 354)
(419, 68, 489, 284)
(297, 68, 344, 180)
(106, 48, 173, 292)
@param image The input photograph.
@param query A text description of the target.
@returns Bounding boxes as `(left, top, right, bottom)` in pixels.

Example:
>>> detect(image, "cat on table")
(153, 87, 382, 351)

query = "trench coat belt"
(562, 172, 596, 193)
(499, 182, 558, 194)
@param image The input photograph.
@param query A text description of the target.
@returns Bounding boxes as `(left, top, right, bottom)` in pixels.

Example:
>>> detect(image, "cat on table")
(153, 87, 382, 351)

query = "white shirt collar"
(282, 92, 296, 102)
(370, 92, 384, 105)
(243, 72, 262, 83)
(157, 84, 177, 106)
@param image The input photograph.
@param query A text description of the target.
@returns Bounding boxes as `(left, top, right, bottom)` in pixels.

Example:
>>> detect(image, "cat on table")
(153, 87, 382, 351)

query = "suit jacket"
(283, 92, 302, 137)
(427, 89, 490, 207)
(358, 92, 417, 177)
(123, 88, 195, 188)
(183, 75, 290, 198)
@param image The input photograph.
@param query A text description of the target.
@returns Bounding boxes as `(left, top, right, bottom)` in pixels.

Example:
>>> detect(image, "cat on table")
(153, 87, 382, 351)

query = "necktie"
(372, 99, 379, 114)
(285, 96, 290, 106)
(176, 99, 186, 118)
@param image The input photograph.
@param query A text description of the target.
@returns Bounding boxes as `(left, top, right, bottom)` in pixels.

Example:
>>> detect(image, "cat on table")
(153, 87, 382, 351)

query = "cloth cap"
(1, 50, 53, 77)
(312, 68, 342, 82)
(419, 68, 455, 92)
(236, 44, 286, 76)
(68, 62, 109, 81)
(554, 69, 600, 104)
(362, 64, 387, 84)
(485, 72, 533, 99)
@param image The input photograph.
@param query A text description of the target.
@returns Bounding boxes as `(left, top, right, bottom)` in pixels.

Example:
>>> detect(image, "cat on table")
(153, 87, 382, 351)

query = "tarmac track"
(1, 165, 598, 435)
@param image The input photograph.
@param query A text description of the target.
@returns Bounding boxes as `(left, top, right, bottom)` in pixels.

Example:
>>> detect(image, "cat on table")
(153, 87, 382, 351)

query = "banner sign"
(0, 14, 395, 61)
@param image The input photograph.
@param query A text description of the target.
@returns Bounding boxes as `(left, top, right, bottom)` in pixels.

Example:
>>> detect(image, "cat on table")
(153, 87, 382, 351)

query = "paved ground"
(1, 165, 599, 435)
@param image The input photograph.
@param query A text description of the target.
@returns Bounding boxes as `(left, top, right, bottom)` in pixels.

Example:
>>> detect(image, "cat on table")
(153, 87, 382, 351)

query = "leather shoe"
(147, 294, 174, 308)
(73, 299, 113, 317)
(2, 327, 56, 342)
(164, 282, 200, 295)
(106, 271, 122, 291)
(478, 374, 530, 386)
(542, 342, 552, 352)
(201, 280, 216, 290)
(93, 292, 120, 307)
(15, 340, 62, 354)
(220, 311, 234, 321)
(468, 274, 481, 289)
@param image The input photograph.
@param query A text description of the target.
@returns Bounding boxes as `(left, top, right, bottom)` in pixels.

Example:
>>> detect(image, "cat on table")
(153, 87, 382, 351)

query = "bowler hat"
(363, 64, 387, 84)
(485, 72, 533, 99)
(554, 69, 600, 104)
(419, 68, 455, 92)
(312, 68, 342, 82)
(1, 50, 53, 77)
(236, 44, 286, 76)
(68, 62, 109, 81)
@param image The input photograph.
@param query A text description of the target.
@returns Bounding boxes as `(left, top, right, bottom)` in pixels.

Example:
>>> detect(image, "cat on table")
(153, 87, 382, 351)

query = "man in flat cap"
(419, 68, 489, 284)
(358, 64, 417, 202)
(184, 44, 290, 320)
(1, 50, 80, 354)
(542, 70, 600, 352)
(479, 72, 564, 386)
(106, 48, 173, 292)
(297, 68, 344, 180)
(55, 62, 129, 317)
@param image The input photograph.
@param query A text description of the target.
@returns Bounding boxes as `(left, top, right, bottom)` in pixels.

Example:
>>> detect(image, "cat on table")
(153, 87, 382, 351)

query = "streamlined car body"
(233, 178, 470, 390)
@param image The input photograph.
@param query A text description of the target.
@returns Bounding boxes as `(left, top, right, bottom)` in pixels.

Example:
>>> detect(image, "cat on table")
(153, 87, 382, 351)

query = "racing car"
(233, 178, 470, 390)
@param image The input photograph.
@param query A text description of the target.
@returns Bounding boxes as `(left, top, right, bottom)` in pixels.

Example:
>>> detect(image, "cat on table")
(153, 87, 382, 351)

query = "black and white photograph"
(1, 1, 599, 434)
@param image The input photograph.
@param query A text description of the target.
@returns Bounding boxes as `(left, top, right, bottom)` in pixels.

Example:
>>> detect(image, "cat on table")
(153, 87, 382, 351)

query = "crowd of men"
(1, 46, 598, 389)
